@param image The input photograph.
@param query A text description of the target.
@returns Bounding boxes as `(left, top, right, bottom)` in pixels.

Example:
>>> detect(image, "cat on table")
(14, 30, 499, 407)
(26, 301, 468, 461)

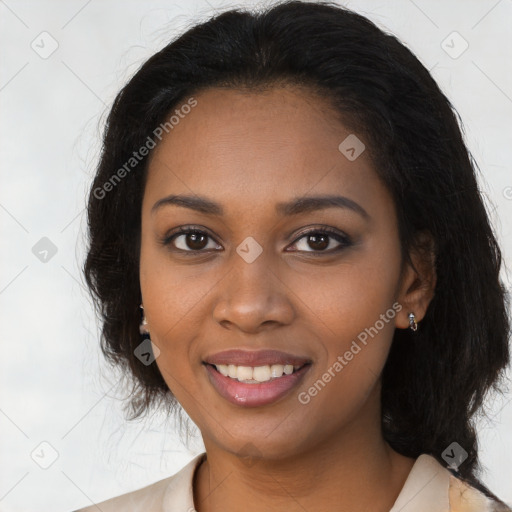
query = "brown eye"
(162, 227, 221, 253)
(288, 228, 352, 253)
(181, 232, 209, 251)
(306, 233, 329, 251)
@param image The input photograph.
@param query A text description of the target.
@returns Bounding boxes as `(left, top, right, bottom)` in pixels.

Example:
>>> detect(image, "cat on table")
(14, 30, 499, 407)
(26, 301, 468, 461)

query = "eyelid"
(286, 226, 352, 253)
(160, 225, 221, 251)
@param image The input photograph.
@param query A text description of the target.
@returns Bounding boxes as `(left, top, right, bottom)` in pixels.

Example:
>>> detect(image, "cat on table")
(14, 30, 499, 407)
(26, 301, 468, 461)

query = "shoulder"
(72, 453, 205, 512)
(390, 453, 510, 512)
(449, 473, 511, 512)
(73, 475, 172, 512)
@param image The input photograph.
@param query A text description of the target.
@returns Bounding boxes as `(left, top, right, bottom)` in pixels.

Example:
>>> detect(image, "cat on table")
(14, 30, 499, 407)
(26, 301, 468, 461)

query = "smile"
(212, 363, 304, 383)
(204, 361, 311, 407)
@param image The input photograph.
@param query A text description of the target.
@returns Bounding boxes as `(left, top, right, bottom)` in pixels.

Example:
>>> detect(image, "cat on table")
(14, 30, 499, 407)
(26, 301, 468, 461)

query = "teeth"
(213, 363, 300, 383)
(217, 365, 229, 377)
(253, 365, 271, 382)
(270, 364, 284, 377)
(237, 366, 253, 381)
(228, 364, 237, 379)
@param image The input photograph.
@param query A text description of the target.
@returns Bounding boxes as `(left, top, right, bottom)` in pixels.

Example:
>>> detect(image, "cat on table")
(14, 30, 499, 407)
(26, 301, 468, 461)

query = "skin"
(139, 85, 436, 512)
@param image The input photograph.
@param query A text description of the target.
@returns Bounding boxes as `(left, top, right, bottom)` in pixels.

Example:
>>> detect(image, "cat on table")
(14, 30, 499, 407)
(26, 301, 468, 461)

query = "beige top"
(74, 452, 509, 512)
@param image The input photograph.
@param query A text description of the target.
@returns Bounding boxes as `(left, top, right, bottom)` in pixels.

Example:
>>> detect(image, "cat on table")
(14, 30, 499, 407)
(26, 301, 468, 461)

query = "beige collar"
(163, 452, 453, 512)
(389, 454, 451, 512)
(164, 453, 451, 512)
(163, 452, 206, 511)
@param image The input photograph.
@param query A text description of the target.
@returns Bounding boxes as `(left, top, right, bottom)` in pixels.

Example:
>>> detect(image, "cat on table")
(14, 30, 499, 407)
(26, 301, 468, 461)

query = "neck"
(193, 388, 415, 512)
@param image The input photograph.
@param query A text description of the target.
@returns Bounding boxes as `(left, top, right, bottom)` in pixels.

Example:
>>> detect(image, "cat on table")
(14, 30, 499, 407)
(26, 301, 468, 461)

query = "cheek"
(138, 215, 237, 419)
(295, 244, 401, 404)
(302, 277, 396, 379)
(139, 231, 216, 334)
(298, 246, 400, 348)
(139, 241, 222, 400)
(295, 281, 396, 430)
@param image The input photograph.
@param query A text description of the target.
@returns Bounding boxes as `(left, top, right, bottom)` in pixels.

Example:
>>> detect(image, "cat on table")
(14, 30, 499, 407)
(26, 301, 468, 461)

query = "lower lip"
(204, 363, 311, 407)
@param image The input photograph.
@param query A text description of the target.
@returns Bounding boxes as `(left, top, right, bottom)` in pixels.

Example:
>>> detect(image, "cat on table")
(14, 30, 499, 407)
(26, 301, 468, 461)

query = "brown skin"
(139, 85, 436, 512)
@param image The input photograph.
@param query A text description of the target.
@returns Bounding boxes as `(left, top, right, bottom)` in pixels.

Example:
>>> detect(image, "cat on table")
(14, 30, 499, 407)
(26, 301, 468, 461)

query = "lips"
(202, 349, 313, 407)
(203, 349, 312, 367)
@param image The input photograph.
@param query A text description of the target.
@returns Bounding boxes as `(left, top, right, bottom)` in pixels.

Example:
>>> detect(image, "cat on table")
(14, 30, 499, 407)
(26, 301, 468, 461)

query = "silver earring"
(139, 303, 150, 335)
(408, 312, 418, 331)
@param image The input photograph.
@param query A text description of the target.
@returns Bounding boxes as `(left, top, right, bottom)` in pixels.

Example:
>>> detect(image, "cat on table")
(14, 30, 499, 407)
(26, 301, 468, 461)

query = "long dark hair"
(83, 0, 511, 502)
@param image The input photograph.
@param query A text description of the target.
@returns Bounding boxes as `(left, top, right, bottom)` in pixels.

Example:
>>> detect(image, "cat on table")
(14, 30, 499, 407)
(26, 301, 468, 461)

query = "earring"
(139, 303, 150, 335)
(408, 312, 418, 331)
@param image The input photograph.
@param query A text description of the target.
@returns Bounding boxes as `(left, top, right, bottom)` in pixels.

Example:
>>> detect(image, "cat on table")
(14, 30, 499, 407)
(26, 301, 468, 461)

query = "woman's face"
(139, 85, 420, 460)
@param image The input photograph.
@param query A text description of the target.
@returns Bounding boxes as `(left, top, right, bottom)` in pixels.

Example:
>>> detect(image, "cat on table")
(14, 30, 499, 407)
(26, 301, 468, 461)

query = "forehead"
(143, 86, 383, 217)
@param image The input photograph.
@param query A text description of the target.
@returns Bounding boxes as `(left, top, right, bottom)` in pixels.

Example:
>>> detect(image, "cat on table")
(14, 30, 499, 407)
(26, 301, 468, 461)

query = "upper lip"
(204, 349, 312, 367)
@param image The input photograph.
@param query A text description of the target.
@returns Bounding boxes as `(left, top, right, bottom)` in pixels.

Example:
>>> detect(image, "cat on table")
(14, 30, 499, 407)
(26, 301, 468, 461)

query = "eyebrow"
(151, 194, 370, 220)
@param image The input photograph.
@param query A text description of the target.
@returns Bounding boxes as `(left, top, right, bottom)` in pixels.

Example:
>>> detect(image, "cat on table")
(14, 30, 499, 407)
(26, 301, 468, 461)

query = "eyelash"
(160, 225, 352, 256)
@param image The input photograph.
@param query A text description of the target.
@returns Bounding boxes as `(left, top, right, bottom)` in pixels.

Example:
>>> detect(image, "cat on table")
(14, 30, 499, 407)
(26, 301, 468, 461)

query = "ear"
(395, 230, 437, 330)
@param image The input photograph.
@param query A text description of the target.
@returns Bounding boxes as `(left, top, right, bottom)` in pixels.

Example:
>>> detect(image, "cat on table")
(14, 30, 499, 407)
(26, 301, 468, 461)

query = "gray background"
(1, 0, 511, 511)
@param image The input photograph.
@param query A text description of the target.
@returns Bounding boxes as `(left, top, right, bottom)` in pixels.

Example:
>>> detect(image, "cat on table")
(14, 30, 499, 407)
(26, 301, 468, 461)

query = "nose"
(212, 252, 295, 333)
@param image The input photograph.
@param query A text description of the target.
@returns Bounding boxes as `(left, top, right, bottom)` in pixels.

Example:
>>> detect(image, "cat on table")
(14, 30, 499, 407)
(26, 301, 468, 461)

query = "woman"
(76, 1, 511, 510)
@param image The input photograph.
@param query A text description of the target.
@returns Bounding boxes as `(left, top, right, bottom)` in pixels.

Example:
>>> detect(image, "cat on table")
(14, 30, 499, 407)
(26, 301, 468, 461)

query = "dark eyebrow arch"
(151, 194, 370, 220)
(276, 195, 370, 220)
